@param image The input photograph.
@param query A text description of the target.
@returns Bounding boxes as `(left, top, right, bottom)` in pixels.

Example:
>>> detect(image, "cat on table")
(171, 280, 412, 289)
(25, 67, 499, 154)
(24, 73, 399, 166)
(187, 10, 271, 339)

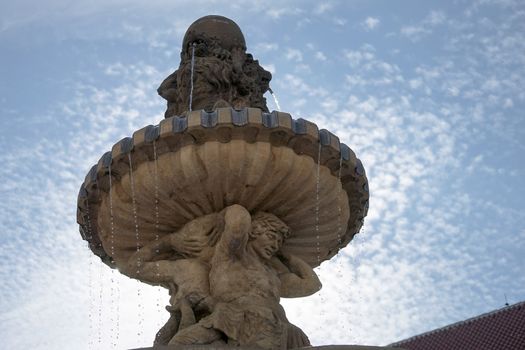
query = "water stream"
(98, 261, 104, 347)
(315, 141, 325, 323)
(336, 154, 344, 281)
(88, 250, 94, 350)
(336, 153, 347, 332)
(315, 142, 321, 266)
(268, 87, 281, 111)
(128, 153, 143, 339)
(85, 200, 95, 349)
(153, 140, 162, 327)
(108, 164, 119, 348)
(189, 43, 196, 112)
(337, 154, 343, 249)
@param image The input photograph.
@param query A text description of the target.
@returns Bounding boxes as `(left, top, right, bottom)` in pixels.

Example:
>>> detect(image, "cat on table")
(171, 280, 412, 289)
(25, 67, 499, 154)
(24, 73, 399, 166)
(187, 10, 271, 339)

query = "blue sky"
(1, 0, 524, 349)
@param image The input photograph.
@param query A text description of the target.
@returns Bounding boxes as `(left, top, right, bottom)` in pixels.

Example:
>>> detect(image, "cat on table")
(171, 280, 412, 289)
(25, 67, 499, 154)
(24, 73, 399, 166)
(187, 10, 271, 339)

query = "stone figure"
(126, 204, 321, 349)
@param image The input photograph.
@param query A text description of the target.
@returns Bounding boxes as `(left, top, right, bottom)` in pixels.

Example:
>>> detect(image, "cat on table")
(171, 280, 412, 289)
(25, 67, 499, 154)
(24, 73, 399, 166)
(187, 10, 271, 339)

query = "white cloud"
(321, 97, 338, 112)
(427, 10, 447, 25)
(482, 78, 501, 91)
(267, 6, 302, 19)
(503, 98, 514, 108)
(314, 2, 334, 15)
(281, 73, 328, 97)
(362, 17, 380, 31)
(400, 25, 430, 40)
(255, 42, 279, 52)
(409, 78, 423, 89)
(262, 63, 276, 75)
(343, 45, 403, 88)
(447, 86, 460, 96)
(415, 66, 441, 80)
(333, 17, 347, 26)
(315, 51, 327, 61)
(345, 48, 375, 67)
(400, 10, 447, 41)
(285, 48, 303, 62)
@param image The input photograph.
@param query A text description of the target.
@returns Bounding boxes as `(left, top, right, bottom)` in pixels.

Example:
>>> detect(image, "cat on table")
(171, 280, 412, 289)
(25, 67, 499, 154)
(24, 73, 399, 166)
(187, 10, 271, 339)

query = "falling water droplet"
(189, 43, 196, 112)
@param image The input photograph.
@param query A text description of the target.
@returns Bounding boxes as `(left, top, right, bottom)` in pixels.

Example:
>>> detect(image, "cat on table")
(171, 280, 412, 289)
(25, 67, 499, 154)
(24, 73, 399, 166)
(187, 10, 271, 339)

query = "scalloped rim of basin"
(77, 107, 369, 269)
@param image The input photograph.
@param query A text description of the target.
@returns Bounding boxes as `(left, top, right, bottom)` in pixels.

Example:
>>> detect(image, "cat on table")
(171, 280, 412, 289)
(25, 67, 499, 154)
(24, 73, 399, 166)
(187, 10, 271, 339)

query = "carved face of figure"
(249, 212, 289, 260)
(250, 230, 284, 260)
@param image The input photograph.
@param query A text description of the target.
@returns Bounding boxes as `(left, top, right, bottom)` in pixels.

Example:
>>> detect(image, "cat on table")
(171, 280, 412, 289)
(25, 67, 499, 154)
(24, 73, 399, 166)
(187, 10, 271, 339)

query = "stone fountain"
(77, 15, 399, 350)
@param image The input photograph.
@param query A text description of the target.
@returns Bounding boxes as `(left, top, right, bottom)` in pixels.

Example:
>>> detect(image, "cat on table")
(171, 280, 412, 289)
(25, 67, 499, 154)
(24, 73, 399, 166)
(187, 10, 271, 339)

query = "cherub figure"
(127, 204, 320, 349)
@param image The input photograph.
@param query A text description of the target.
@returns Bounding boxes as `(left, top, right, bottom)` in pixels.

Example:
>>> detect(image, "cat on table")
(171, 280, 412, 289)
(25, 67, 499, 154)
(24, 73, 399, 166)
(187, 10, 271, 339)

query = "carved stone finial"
(158, 15, 272, 117)
(182, 15, 246, 55)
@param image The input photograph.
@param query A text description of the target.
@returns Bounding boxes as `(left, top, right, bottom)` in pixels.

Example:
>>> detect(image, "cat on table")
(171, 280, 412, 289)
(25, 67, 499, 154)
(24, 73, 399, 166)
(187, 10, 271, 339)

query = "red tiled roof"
(390, 301, 525, 350)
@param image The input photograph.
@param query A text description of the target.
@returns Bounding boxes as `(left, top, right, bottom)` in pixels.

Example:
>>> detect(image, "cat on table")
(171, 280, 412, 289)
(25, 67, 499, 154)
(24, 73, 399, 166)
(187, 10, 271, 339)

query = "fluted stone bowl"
(77, 107, 368, 276)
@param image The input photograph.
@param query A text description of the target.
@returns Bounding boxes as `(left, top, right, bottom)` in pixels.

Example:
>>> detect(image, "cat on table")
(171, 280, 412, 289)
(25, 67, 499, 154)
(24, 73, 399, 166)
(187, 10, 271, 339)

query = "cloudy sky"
(1, 0, 524, 349)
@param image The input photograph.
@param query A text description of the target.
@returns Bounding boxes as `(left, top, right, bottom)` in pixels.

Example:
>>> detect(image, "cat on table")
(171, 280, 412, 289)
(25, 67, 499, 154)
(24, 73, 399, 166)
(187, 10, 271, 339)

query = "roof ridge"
(389, 300, 525, 346)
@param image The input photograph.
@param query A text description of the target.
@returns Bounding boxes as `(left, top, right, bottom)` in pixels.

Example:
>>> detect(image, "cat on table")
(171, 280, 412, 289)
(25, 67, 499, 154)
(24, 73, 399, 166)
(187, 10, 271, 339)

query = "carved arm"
(125, 234, 176, 283)
(277, 253, 322, 298)
(217, 204, 252, 259)
(125, 212, 223, 283)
